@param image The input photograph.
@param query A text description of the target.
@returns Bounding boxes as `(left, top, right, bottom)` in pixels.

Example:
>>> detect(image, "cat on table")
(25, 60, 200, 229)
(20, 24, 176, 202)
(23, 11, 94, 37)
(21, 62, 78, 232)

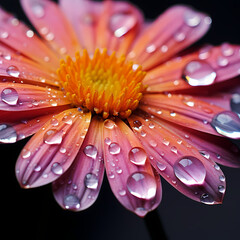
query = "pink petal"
(128, 113, 226, 204)
(21, 0, 80, 57)
(103, 118, 162, 217)
(53, 116, 104, 211)
(15, 108, 91, 188)
(0, 7, 59, 69)
(128, 5, 211, 70)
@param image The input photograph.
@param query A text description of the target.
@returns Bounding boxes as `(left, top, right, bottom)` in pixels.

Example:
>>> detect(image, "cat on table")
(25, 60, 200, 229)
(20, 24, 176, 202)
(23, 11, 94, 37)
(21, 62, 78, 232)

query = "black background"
(1, 0, 240, 239)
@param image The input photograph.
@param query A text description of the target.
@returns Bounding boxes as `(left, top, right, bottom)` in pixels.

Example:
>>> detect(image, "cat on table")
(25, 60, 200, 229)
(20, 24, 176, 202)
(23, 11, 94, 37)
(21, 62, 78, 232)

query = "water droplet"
(183, 60, 216, 86)
(43, 129, 63, 145)
(149, 139, 157, 147)
(184, 10, 201, 27)
(146, 44, 156, 53)
(129, 147, 147, 166)
(171, 146, 178, 154)
(104, 119, 116, 129)
(50, 118, 59, 126)
(1, 88, 19, 105)
(221, 43, 234, 57)
(0, 124, 17, 143)
(173, 156, 206, 185)
(49, 99, 58, 106)
(198, 45, 212, 60)
(0, 31, 9, 39)
(26, 30, 34, 38)
(34, 165, 42, 172)
(200, 193, 214, 205)
(109, 142, 121, 155)
(64, 194, 80, 210)
(132, 120, 142, 130)
(174, 31, 186, 42)
(217, 56, 228, 67)
(156, 162, 167, 171)
(211, 111, 240, 139)
(62, 115, 73, 125)
(199, 150, 210, 159)
(83, 145, 98, 159)
(119, 189, 126, 196)
(51, 162, 63, 175)
(230, 93, 240, 115)
(21, 149, 31, 159)
(60, 147, 66, 154)
(84, 173, 98, 190)
(214, 164, 220, 170)
(127, 172, 157, 200)
(219, 175, 225, 182)
(104, 137, 111, 145)
(162, 138, 170, 146)
(218, 185, 225, 193)
(109, 13, 136, 38)
(31, 2, 45, 18)
(6, 65, 20, 78)
(183, 100, 195, 107)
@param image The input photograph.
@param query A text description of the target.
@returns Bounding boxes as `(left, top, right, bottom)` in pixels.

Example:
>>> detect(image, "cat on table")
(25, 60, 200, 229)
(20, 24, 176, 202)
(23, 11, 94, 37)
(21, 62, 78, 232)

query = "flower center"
(57, 49, 146, 119)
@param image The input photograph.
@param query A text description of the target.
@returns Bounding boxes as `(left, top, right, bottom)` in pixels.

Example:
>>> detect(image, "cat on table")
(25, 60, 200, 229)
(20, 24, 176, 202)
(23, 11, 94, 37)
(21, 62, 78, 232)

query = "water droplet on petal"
(183, 60, 216, 86)
(132, 120, 142, 130)
(127, 172, 157, 200)
(200, 193, 214, 205)
(50, 118, 59, 126)
(211, 111, 240, 139)
(129, 147, 147, 166)
(31, 2, 45, 18)
(62, 115, 73, 125)
(173, 156, 206, 185)
(51, 162, 63, 175)
(184, 10, 201, 27)
(26, 30, 34, 38)
(1, 88, 19, 105)
(21, 149, 31, 159)
(104, 119, 116, 129)
(34, 165, 42, 172)
(109, 142, 121, 155)
(156, 162, 167, 171)
(219, 175, 225, 182)
(230, 93, 240, 115)
(217, 56, 228, 67)
(119, 189, 126, 196)
(83, 145, 98, 159)
(43, 129, 63, 145)
(218, 185, 225, 193)
(0, 124, 17, 143)
(221, 43, 234, 57)
(199, 150, 210, 159)
(84, 173, 98, 190)
(109, 13, 136, 38)
(174, 31, 186, 42)
(0, 31, 9, 39)
(64, 194, 80, 210)
(6, 65, 20, 78)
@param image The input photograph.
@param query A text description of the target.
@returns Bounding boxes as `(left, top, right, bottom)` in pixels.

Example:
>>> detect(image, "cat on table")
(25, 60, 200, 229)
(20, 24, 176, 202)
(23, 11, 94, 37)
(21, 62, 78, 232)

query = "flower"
(1, 0, 240, 217)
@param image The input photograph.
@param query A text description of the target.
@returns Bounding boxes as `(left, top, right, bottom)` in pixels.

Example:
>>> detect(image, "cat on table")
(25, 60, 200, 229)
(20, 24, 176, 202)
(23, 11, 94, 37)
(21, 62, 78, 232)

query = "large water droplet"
(184, 10, 201, 27)
(126, 172, 157, 200)
(183, 60, 216, 86)
(173, 156, 206, 185)
(84, 173, 98, 190)
(129, 147, 147, 166)
(230, 93, 240, 115)
(1, 88, 19, 105)
(51, 162, 63, 175)
(211, 111, 240, 139)
(64, 194, 80, 210)
(83, 145, 98, 159)
(43, 129, 63, 145)
(0, 124, 17, 143)
(6, 65, 20, 78)
(109, 13, 136, 38)
(109, 142, 121, 155)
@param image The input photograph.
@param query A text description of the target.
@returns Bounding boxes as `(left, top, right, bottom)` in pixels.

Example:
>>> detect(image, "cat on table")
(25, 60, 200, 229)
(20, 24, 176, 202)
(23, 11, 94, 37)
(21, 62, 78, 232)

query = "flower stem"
(144, 210, 168, 240)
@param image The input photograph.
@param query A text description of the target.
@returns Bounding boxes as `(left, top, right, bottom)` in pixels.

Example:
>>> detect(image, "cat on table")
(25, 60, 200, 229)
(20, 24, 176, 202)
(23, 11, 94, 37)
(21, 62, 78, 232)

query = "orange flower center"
(57, 49, 146, 119)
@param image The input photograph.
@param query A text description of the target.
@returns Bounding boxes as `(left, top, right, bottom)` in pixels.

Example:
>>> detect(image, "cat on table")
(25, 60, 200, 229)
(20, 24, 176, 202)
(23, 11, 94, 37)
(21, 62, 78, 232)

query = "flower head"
(1, 0, 240, 217)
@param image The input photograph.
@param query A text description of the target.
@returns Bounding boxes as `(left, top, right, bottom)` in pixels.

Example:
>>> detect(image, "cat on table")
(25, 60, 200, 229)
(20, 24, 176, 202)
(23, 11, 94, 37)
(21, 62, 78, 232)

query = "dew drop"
(31, 2, 45, 18)
(21, 149, 31, 159)
(34, 165, 42, 172)
(219, 175, 225, 182)
(156, 162, 167, 171)
(199, 150, 210, 159)
(217, 56, 228, 67)
(200, 193, 214, 205)
(133, 120, 142, 130)
(6, 65, 20, 78)
(218, 185, 225, 194)
(0, 124, 17, 143)
(173, 156, 206, 185)
(210, 111, 240, 139)
(109, 142, 121, 155)
(127, 172, 157, 200)
(26, 30, 34, 38)
(129, 147, 147, 166)
(51, 162, 63, 175)
(146, 44, 156, 53)
(230, 93, 240, 115)
(1, 88, 19, 105)
(84, 173, 98, 190)
(60, 147, 67, 154)
(64, 194, 80, 210)
(182, 60, 216, 86)
(83, 145, 98, 159)
(50, 118, 59, 126)
(184, 10, 201, 27)
(104, 137, 111, 145)
(43, 129, 63, 145)
(221, 43, 234, 57)
(104, 119, 116, 129)
(0, 31, 9, 39)
(174, 31, 186, 42)
(119, 189, 126, 196)
(62, 115, 73, 125)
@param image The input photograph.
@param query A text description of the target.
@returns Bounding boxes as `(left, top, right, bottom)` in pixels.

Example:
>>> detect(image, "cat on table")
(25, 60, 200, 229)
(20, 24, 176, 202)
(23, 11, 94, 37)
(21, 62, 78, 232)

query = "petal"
(21, 0, 80, 57)
(102, 118, 162, 217)
(53, 116, 104, 211)
(15, 108, 91, 188)
(129, 5, 211, 70)
(0, 7, 59, 69)
(128, 113, 226, 204)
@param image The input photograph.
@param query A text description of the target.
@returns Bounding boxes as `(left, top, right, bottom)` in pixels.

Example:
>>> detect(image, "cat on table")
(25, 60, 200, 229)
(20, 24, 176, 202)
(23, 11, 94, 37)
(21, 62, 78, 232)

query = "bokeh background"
(1, 0, 240, 239)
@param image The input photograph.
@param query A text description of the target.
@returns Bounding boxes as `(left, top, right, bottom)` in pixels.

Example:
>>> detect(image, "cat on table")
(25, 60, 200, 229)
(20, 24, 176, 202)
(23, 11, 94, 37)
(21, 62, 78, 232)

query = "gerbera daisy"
(1, 0, 240, 217)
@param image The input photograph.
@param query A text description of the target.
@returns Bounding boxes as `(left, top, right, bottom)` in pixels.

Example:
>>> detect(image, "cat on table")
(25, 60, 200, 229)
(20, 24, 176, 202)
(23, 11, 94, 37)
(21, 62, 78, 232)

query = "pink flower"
(1, 0, 240, 217)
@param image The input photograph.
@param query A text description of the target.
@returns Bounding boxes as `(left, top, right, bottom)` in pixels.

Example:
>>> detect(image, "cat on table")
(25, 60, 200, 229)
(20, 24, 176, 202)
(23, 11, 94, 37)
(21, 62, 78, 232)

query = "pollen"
(57, 49, 147, 119)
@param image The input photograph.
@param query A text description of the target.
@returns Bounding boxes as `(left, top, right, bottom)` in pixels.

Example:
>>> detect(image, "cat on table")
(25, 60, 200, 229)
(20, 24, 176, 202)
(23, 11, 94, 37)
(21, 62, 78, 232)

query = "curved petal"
(53, 116, 104, 211)
(128, 113, 226, 204)
(102, 117, 162, 217)
(15, 108, 91, 188)
(21, 0, 80, 57)
(128, 5, 211, 70)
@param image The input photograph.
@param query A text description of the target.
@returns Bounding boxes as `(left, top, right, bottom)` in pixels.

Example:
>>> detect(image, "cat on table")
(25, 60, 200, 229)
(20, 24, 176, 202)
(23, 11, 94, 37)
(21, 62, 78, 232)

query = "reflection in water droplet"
(64, 194, 80, 210)
(83, 145, 98, 159)
(51, 162, 63, 175)
(230, 93, 240, 115)
(211, 111, 240, 139)
(84, 173, 98, 190)
(0, 124, 17, 143)
(183, 60, 216, 86)
(1, 88, 19, 105)
(6, 65, 20, 78)
(184, 10, 201, 27)
(129, 147, 147, 166)
(173, 156, 206, 185)
(109, 142, 121, 155)
(127, 172, 157, 200)
(200, 193, 214, 205)
(43, 129, 63, 145)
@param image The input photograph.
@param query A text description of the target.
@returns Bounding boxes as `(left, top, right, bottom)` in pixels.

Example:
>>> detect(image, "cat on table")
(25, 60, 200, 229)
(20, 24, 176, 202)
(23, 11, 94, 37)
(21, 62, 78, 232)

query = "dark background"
(1, 0, 240, 239)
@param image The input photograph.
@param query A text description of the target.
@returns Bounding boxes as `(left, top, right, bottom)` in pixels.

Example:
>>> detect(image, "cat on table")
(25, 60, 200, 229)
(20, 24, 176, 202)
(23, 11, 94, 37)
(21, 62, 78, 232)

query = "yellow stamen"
(57, 49, 146, 119)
